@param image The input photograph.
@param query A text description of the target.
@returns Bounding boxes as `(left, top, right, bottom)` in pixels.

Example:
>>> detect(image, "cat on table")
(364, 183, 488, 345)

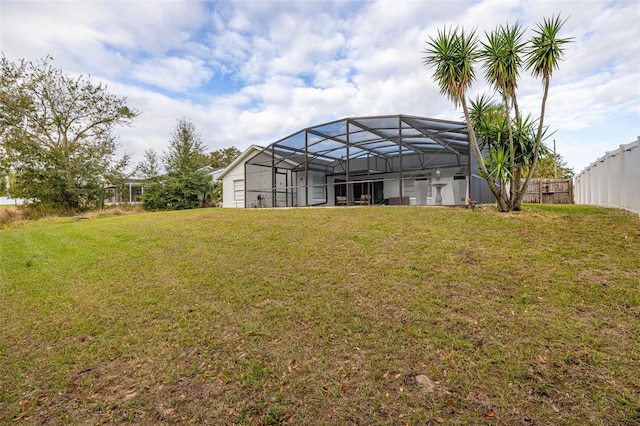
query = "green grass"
(1, 205, 639, 425)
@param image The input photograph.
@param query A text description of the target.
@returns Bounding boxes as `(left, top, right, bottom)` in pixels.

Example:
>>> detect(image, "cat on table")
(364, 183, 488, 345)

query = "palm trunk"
(514, 75, 549, 209)
(462, 97, 509, 212)
(503, 93, 516, 209)
(510, 92, 525, 208)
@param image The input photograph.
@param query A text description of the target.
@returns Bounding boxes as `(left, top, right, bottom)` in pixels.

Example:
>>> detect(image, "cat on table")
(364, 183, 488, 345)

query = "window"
(233, 179, 244, 202)
(312, 174, 326, 202)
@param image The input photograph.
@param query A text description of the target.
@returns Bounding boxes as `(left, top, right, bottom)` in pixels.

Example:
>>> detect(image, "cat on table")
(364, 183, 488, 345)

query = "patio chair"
(355, 194, 370, 205)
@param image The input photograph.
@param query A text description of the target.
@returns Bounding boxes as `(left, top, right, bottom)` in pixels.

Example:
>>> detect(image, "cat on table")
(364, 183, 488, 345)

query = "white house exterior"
(218, 145, 265, 208)
(219, 115, 493, 208)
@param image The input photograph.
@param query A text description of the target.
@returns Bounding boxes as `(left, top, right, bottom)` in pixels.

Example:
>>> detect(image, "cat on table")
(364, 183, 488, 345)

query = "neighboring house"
(220, 115, 493, 208)
(105, 167, 224, 206)
(104, 180, 145, 204)
(0, 196, 23, 205)
(199, 165, 225, 182)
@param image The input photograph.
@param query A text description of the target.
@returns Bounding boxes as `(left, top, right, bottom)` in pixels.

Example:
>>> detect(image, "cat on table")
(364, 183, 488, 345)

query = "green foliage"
(471, 96, 553, 183)
(525, 15, 573, 80)
(479, 22, 526, 108)
(423, 16, 572, 212)
(0, 175, 7, 196)
(423, 27, 479, 108)
(532, 152, 575, 179)
(140, 118, 213, 210)
(135, 149, 162, 181)
(0, 55, 137, 211)
(206, 146, 241, 168)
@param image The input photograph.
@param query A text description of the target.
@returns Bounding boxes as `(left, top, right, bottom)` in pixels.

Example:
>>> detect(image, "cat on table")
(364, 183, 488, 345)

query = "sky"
(1, 0, 639, 173)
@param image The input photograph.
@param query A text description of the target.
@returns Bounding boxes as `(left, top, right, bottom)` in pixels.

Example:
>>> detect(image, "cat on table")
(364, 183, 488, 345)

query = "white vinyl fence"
(574, 137, 639, 215)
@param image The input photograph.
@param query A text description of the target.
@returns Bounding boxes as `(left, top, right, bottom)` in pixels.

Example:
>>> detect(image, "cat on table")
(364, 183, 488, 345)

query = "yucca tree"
(479, 23, 527, 207)
(470, 95, 550, 203)
(424, 16, 570, 212)
(514, 14, 572, 209)
(471, 96, 551, 188)
(423, 27, 508, 211)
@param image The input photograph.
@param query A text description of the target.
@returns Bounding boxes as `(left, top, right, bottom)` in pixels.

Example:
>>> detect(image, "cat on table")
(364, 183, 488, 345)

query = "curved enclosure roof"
(237, 114, 494, 208)
(248, 114, 471, 174)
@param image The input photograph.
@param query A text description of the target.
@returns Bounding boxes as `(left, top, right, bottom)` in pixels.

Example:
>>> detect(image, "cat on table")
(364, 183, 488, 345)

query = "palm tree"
(479, 23, 527, 207)
(424, 17, 570, 212)
(423, 27, 508, 211)
(514, 14, 572, 209)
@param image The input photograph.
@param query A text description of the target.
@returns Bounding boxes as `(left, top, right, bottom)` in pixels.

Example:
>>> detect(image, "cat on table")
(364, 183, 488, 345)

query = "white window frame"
(233, 179, 244, 202)
(311, 173, 326, 203)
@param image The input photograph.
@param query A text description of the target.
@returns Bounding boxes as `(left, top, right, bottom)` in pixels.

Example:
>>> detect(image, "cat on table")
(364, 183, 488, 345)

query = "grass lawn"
(1, 205, 639, 425)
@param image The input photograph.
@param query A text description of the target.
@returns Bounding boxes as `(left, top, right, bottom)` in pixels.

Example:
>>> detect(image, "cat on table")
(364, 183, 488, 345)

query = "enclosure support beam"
(398, 116, 403, 203)
(304, 131, 309, 207)
(271, 147, 276, 207)
(468, 136, 472, 204)
(346, 121, 350, 205)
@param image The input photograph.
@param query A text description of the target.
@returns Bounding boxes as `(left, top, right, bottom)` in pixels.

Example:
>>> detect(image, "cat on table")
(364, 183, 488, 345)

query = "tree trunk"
(461, 98, 510, 212)
(513, 75, 549, 209)
(502, 93, 516, 209)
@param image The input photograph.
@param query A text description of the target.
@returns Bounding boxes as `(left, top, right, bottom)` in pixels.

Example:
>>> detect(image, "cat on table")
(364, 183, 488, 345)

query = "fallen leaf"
(484, 410, 495, 419)
(552, 404, 560, 413)
(435, 417, 445, 423)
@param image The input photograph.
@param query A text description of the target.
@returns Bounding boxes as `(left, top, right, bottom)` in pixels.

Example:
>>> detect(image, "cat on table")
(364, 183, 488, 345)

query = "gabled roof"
(217, 145, 265, 180)
(198, 166, 225, 180)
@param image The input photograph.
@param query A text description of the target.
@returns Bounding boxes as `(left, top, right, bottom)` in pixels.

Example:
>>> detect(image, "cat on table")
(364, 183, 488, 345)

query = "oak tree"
(0, 55, 138, 210)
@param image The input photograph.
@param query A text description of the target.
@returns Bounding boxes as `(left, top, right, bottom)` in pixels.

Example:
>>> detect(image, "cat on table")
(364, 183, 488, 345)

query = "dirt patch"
(17, 357, 233, 424)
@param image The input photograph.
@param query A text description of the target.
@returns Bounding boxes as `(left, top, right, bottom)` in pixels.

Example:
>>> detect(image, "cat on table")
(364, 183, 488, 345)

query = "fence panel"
(522, 178, 574, 204)
(574, 137, 639, 215)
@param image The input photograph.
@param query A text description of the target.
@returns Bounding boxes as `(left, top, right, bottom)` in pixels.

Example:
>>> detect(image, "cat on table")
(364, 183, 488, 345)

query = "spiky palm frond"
(525, 15, 573, 80)
(483, 146, 512, 182)
(423, 27, 479, 108)
(513, 115, 553, 164)
(480, 22, 526, 99)
(469, 95, 506, 151)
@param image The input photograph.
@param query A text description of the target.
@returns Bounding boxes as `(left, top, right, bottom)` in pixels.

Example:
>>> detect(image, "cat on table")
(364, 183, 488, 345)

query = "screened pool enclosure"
(241, 114, 491, 208)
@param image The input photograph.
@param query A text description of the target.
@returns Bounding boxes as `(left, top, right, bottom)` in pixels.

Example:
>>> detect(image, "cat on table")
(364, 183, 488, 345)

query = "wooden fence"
(521, 178, 574, 204)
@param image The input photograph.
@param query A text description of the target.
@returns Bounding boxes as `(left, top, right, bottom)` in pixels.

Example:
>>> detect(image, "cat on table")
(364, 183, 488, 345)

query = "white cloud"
(1, 0, 638, 173)
(130, 56, 214, 92)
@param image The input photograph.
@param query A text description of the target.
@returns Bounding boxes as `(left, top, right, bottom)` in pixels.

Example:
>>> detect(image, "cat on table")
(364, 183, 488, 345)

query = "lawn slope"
(1, 205, 639, 425)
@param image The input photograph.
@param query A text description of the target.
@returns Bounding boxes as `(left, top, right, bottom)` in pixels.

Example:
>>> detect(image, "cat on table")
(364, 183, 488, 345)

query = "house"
(219, 114, 494, 208)
(104, 179, 145, 204)
(199, 165, 225, 182)
(218, 145, 268, 208)
(104, 166, 224, 206)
